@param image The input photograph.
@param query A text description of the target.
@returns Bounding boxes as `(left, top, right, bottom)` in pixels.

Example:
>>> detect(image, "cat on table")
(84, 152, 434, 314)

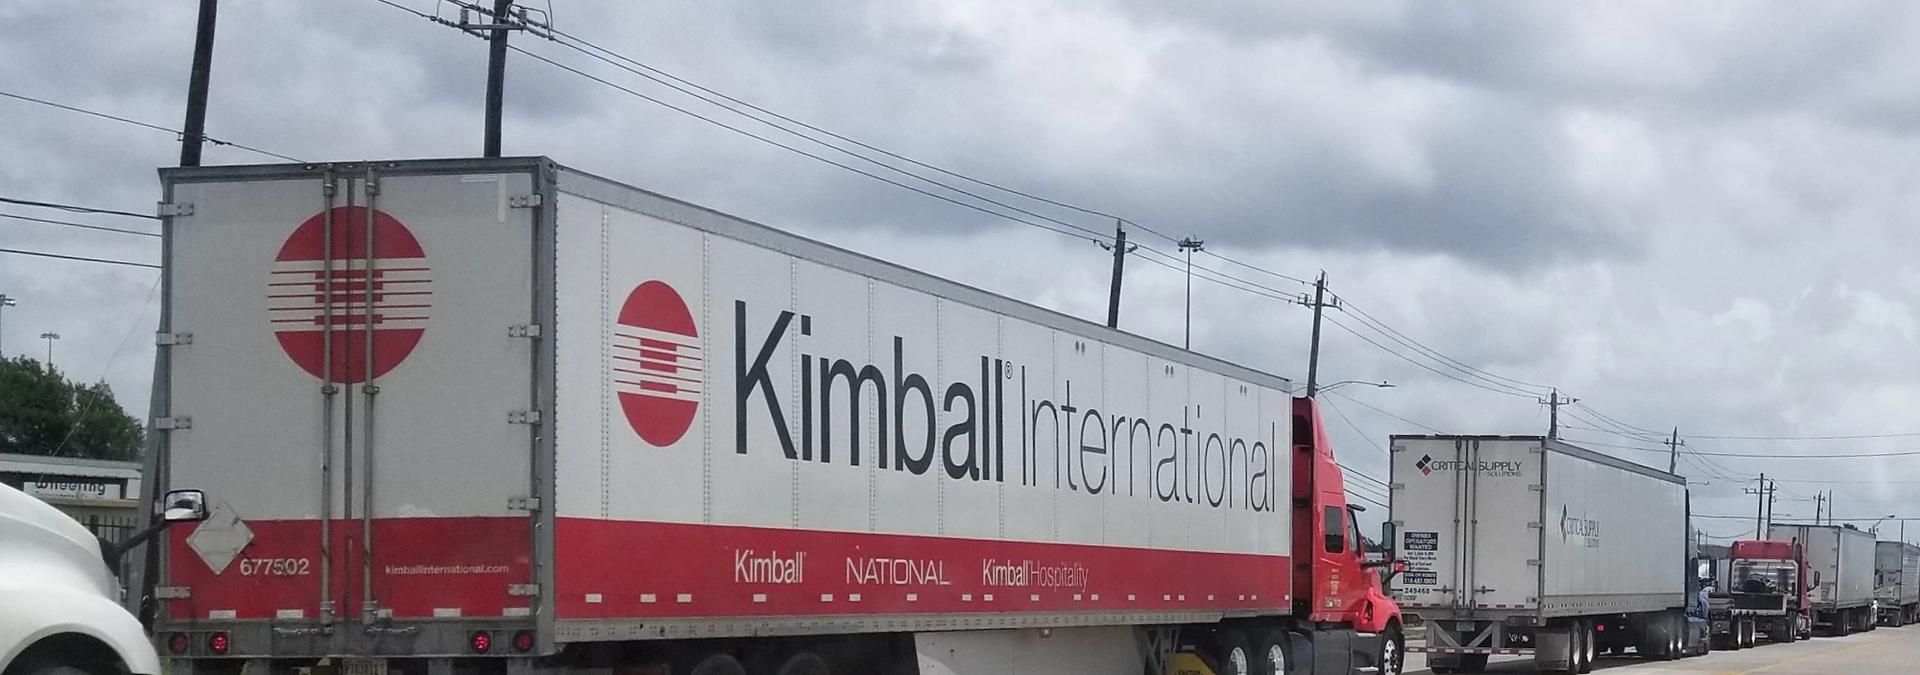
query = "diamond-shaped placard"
(185, 500, 253, 575)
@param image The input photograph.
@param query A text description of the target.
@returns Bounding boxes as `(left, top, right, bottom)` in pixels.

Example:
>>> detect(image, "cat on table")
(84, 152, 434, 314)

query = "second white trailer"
(1770, 524, 1877, 635)
(1391, 436, 1692, 674)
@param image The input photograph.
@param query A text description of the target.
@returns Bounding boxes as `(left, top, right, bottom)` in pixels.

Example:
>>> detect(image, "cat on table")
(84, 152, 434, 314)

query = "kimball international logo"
(268, 207, 432, 383)
(1414, 454, 1524, 477)
(615, 281, 702, 447)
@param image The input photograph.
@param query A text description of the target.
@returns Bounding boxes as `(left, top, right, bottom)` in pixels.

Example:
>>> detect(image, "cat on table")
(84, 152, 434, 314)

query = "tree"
(0, 356, 143, 460)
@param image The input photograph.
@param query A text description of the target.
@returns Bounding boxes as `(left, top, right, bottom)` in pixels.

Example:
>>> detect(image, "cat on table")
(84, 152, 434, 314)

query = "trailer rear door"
(1390, 437, 1542, 613)
(158, 164, 543, 627)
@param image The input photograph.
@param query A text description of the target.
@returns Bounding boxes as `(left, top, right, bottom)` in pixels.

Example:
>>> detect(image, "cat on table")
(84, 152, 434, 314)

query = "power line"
(0, 90, 302, 163)
(1325, 390, 1444, 434)
(1, 212, 160, 238)
(1689, 447, 1920, 459)
(1689, 430, 1920, 441)
(0, 247, 161, 269)
(1325, 315, 1536, 399)
(1336, 294, 1551, 395)
(0, 196, 161, 221)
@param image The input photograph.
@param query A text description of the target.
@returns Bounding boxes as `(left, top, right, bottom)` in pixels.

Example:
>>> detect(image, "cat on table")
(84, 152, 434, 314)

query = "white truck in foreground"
(1389, 435, 1703, 674)
(131, 157, 1407, 675)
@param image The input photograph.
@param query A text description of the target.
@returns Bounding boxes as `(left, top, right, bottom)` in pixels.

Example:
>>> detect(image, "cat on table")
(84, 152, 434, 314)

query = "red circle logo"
(268, 206, 432, 383)
(615, 280, 701, 447)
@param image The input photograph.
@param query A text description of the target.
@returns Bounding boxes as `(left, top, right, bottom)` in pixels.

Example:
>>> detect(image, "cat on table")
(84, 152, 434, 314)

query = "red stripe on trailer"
(165, 517, 531, 621)
(553, 518, 1290, 618)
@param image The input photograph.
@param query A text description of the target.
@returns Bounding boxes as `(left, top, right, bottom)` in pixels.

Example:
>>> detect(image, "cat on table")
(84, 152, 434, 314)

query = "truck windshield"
(1732, 560, 1796, 593)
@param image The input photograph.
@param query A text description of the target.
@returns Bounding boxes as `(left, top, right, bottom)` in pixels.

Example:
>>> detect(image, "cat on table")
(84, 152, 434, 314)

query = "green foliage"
(0, 356, 143, 460)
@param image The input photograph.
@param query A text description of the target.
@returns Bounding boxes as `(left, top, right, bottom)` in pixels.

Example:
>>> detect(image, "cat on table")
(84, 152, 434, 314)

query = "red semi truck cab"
(1708, 539, 1812, 647)
(136, 157, 1403, 675)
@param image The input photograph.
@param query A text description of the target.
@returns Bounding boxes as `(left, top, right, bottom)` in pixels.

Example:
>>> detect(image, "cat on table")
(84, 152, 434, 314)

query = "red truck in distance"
(1703, 539, 1812, 649)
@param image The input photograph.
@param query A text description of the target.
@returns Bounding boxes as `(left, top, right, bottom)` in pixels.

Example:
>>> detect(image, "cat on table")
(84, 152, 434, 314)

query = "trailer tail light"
(470, 631, 493, 654)
(208, 632, 230, 655)
(167, 633, 190, 655)
(511, 631, 535, 653)
(1596, 624, 1605, 632)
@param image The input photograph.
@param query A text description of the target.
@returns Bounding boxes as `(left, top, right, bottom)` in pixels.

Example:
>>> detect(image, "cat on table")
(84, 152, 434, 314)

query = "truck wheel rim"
(1265, 644, 1286, 675)
(1382, 637, 1400, 674)
(1228, 645, 1249, 675)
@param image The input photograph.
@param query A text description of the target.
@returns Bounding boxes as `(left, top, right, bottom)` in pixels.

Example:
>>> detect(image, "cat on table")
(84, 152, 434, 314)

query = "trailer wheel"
(1574, 620, 1594, 674)
(1769, 622, 1793, 644)
(771, 652, 830, 675)
(1214, 629, 1253, 675)
(1252, 629, 1289, 675)
(686, 652, 747, 675)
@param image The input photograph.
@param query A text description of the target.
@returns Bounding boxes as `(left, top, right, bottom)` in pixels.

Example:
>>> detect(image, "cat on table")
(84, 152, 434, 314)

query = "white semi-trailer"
(1389, 436, 1698, 674)
(1873, 541, 1920, 626)
(132, 158, 1407, 675)
(1770, 524, 1877, 635)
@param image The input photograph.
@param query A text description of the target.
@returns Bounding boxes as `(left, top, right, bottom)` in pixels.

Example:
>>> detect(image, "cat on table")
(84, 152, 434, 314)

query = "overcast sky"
(6, 1, 1920, 537)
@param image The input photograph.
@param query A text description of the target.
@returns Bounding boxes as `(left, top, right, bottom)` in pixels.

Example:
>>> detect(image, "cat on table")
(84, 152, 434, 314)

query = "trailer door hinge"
(508, 410, 542, 425)
(154, 416, 192, 430)
(1527, 559, 1543, 566)
(508, 583, 540, 597)
(508, 324, 542, 338)
(1528, 484, 1545, 491)
(509, 193, 543, 208)
(508, 496, 541, 512)
(156, 332, 193, 346)
(156, 586, 192, 599)
(157, 202, 195, 217)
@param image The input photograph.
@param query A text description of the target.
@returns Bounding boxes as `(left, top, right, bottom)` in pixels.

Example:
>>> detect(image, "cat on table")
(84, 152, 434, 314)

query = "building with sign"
(0, 452, 143, 543)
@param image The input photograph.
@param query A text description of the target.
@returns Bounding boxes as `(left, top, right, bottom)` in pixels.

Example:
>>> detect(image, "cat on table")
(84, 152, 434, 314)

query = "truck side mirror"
(1381, 521, 1398, 558)
(1694, 557, 1715, 584)
(162, 489, 210, 523)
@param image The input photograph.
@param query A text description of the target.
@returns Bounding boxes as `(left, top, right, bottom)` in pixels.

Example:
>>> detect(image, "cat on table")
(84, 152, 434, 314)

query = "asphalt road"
(1405, 626, 1918, 674)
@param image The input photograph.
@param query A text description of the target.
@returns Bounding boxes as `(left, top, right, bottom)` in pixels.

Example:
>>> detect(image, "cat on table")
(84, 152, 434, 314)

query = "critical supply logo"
(1413, 454, 1523, 477)
(1561, 505, 1601, 547)
(268, 207, 431, 383)
(615, 280, 702, 447)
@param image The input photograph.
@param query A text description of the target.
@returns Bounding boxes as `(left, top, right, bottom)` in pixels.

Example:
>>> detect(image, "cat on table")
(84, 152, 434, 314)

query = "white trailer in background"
(1390, 436, 1697, 674)
(1873, 541, 1920, 626)
(1770, 524, 1878, 635)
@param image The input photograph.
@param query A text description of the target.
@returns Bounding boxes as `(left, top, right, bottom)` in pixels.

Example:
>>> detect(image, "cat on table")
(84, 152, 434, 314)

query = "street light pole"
(0, 294, 15, 356)
(1317, 380, 1395, 395)
(1177, 237, 1204, 349)
(39, 331, 59, 366)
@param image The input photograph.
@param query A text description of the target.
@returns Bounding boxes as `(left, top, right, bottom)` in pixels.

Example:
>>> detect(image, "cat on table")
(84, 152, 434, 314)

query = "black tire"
(687, 652, 747, 675)
(1214, 629, 1253, 675)
(1252, 629, 1290, 675)
(1378, 626, 1405, 675)
(773, 652, 831, 675)
(25, 668, 92, 675)
(1769, 622, 1793, 644)
(1457, 653, 1490, 672)
(1575, 620, 1594, 674)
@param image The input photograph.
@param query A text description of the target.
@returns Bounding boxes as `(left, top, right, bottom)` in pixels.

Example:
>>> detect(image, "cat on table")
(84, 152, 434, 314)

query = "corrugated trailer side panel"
(1539, 441, 1685, 616)
(547, 168, 1293, 639)
(1773, 525, 1876, 609)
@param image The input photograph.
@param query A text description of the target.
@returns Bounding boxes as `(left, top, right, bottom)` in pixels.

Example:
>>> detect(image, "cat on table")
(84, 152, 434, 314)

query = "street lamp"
(1177, 237, 1205, 350)
(1317, 380, 1394, 395)
(39, 331, 59, 365)
(0, 294, 15, 356)
(1868, 514, 1897, 536)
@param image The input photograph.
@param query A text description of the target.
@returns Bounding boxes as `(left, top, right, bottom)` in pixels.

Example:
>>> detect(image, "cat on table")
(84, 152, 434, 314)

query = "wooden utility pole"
(1102, 220, 1132, 329)
(178, 0, 219, 166)
(1301, 272, 1338, 397)
(483, 0, 514, 157)
(1663, 428, 1685, 474)
(1540, 389, 1576, 440)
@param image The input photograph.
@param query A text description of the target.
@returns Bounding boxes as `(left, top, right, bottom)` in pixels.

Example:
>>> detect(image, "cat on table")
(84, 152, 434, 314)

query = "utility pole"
(1663, 427, 1685, 474)
(1301, 272, 1338, 397)
(1539, 389, 1577, 440)
(1177, 237, 1204, 349)
(483, 0, 515, 157)
(1748, 473, 1768, 537)
(1815, 492, 1824, 526)
(0, 294, 15, 355)
(178, 0, 219, 167)
(1101, 220, 1133, 329)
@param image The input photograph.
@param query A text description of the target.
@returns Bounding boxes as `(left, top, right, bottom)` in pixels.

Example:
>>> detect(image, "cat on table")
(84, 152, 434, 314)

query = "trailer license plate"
(341, 659, 388, 675)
